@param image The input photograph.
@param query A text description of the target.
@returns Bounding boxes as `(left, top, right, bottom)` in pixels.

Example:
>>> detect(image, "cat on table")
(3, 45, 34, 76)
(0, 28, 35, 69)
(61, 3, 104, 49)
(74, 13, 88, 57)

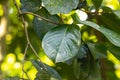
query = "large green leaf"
(33, 8, 62, 40)
(20, 0, 41, 12)
(87, 43, 106, 59)
(91, 0, 103, 9)
(106, 43, 120, 60)
(72, 13, 120, 47)
(99, 12, 120, 34)
(42, 24, 81, 62)
(41, 0, 79, 14)
(31, 60, 62, 80)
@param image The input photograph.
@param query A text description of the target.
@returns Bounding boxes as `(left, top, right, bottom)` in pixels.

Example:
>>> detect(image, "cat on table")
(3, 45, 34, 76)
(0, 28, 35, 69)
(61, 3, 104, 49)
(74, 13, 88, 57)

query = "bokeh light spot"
(18, 53, 24, 61)
(6, 53, 16, 64)
(5, 34, 12, 41)
(14, 62, 21, 69)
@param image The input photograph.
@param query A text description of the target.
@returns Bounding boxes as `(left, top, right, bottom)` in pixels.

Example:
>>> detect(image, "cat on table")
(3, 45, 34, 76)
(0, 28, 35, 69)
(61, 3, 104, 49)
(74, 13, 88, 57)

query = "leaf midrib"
(56, 26, 69, 60)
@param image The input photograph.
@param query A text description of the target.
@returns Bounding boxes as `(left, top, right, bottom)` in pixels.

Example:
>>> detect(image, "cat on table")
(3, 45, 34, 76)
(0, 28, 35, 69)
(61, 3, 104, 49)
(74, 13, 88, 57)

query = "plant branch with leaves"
(9, 0, 120, 80)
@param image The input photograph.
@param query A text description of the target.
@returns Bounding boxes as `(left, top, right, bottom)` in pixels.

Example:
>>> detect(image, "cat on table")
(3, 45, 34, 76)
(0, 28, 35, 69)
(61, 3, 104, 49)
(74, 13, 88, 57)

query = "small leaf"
(77, 43, 88, 59)
(87, 43, 107, 59)
(72, 13, 120, 47)
(31, 60, 62, 80)
(20, 0, 41, 12)
(33, 8, 62, 40)
(73, 59, 81, 79)
(42, 24, 81, 62)
(91, 0, 103, 9)
(41, 0, 79, 14)
(106, 43, 120, 60)
(35, 72, 50, 80)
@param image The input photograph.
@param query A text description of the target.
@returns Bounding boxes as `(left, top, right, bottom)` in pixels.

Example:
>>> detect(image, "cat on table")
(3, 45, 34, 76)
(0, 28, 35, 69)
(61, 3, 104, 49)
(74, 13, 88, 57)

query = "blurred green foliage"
(0, 0, 120, 80)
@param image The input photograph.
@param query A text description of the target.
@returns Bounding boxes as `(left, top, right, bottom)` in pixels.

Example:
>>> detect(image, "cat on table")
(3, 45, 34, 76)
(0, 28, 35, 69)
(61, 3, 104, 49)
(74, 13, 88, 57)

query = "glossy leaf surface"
(42, 24, 81, 62)
(33, 8, 62, 40)
(41, 0, 79, 14)
(20, 0, 41, 12)
(91, 0, 103, 9)
(31, 60, 62, 80)
(87, 43, 106, 59)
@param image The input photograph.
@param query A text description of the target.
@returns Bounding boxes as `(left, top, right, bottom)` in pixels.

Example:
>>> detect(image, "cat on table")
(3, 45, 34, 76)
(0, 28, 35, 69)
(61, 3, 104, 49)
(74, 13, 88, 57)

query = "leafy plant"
(6, 0, 120, 80)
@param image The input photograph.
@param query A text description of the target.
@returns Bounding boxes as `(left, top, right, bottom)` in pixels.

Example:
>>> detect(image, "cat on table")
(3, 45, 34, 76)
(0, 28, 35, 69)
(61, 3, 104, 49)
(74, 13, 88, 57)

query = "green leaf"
(20, 0, 41, 12)
(31, 60, 62, 80)
(35, 72, 50, 80)
(73, 59, 81, 79)
(86, 60, 102, 80)
(87, 43, 107, 59)
(91, 0, 103, 9)
(74, 58, 89, 79)
(33, 8, 62, 40)
(72, 13, 120, 47)
(99, 12, 120, 34)
(42, 24, 81, 62)
(102, 6, 112, 13)
(106, 43, 120, 60)
(41, 0, 79, 14)
(77, 43, 88, 59)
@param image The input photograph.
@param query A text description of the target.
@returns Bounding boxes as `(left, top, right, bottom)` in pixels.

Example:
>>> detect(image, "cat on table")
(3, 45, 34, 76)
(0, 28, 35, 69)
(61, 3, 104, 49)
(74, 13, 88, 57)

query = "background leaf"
(20, 0, 41, 12)
(86, 60, 102, 80)
(72, 13, 120, 47)
(31, 60, 62, 80)
(33, 8, 62, 40)
(42, 24, 81, 62)
(87, 43, 106, 59)
(91, 0, 103, 9)
(106, 43, 120, 60)
(99, 12, 120, 34)
(35, 72, 50, 80)
(41, 0, 79, 14)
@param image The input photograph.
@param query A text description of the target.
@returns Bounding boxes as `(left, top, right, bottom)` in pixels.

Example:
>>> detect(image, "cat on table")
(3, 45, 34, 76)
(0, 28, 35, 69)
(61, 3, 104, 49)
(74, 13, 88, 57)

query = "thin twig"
(29, 44, 47, 71)
(13, 0, 47, 79)
(13, 0, 31, 78)
(22, 69, 31, 80)
(22, 44, 29, 79)
(23, 44, 29, 60)
(20, 12, 60, 25)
